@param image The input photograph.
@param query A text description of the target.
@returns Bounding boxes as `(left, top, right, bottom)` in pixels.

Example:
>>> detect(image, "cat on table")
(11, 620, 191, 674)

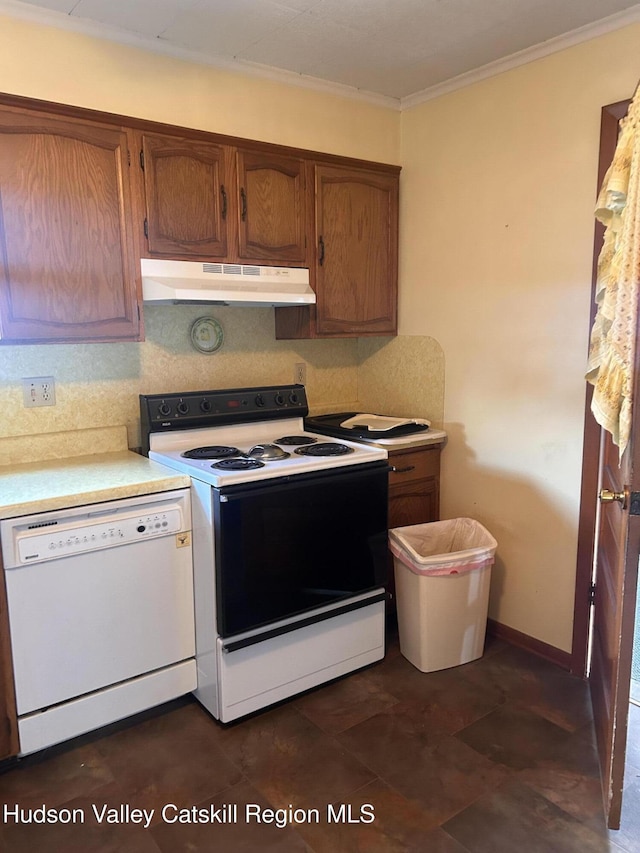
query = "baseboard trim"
(487, 619, 572, 671)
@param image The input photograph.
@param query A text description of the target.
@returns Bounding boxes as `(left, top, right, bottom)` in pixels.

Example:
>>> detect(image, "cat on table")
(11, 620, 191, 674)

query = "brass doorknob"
(599, 489, 626, 505)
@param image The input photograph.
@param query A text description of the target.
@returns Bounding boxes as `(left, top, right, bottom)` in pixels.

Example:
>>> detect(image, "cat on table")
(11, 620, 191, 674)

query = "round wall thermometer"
(190, 317, 224, 354)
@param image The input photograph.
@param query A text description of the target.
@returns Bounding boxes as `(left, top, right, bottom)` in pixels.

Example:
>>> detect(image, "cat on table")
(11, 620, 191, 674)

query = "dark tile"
(443, 778, 611, 853)
(337, 703, 509, 825)
(0, 742, 115, 810)
(455, 704, 572, 770)
(0, 640, 638, 851)
(92, 702, 242, 824)
(150, 780, 312, 852)
(463, 645, 593, 733)
(482, 633, 510, 658)
(515, 670, 593, 734)
(0, 784, 162, 853)
(293, 669, 399, 735)
(217, 704, 375, 811)
(360, 651, 506, 735)
(518, 726, 604, 823)
(294, 777, 470, 853)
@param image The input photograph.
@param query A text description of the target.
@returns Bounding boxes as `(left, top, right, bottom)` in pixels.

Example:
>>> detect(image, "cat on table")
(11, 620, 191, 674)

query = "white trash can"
(389, 518, 497, 673)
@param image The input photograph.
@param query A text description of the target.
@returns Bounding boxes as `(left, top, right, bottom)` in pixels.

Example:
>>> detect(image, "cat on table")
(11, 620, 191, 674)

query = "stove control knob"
(255, 393, 265, 407)
(158, 402, 171, 417)
(289, 392, 298, 405)
(200, 399, 212, 413)
(177, 401, 190, 415)
(274, 392, 285, 406)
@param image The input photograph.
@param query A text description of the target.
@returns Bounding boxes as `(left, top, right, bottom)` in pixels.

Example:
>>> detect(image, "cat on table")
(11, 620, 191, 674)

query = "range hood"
(141, 259, 315, 307)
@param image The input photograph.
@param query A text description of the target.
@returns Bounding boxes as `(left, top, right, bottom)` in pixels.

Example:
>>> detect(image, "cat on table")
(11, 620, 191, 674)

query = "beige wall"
(400, 23, 640, 651)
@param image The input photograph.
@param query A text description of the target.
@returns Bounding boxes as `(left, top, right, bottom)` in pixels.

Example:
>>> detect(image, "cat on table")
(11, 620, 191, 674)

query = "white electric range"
(140, 385, 389, 723)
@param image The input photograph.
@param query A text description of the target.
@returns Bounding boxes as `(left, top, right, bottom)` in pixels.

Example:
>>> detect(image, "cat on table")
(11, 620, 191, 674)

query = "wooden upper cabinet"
(275, 162, 399, 339)
(141, 133, 230, 259)
(314, 164, 398, 336)
(139, 135, 307, 266)
(236, 149, 306, 264)
(0, 106, 141, 343)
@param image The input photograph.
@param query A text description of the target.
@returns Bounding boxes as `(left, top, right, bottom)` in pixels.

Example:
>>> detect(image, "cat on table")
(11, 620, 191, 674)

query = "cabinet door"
(315, 164, 398, 336)
(389, 478, 439, 528)
(387, 446, 441, 613)
(388, 446, 441, 526)
(236, 150, 306, 264)
(0, 108, 140, 343)
(141, 133, 230, 259)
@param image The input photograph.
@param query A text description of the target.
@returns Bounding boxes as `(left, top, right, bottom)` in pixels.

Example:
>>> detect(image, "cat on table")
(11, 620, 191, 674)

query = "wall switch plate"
(22, 376, 56, 408)
(294, 362, 307, 384)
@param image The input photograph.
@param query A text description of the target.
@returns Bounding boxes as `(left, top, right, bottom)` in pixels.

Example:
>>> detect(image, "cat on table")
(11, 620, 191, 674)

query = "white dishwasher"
(0, 488, 196, 755)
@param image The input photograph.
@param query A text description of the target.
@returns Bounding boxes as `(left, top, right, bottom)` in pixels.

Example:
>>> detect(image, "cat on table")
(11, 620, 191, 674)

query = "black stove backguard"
(139, 385, 308, 455)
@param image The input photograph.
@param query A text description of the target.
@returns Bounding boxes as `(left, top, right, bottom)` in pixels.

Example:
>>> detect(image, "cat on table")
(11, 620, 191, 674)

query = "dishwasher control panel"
(1, 492, 190, 567)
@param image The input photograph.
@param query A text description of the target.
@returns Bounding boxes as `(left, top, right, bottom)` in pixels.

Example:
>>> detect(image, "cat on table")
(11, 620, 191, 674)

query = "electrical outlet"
(22, 376, 56, 408)
(294, 362, 307, 385)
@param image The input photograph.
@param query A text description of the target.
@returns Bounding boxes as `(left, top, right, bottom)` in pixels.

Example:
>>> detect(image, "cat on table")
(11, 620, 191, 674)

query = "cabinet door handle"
(220, 185, 227, 220)
(318, 235, 325, 265)
(240, 187, 247, 221)
(390, 465, 415, 474)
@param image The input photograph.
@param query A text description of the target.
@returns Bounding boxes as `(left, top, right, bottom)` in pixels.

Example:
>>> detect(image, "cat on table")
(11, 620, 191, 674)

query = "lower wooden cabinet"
(0, 555, 18, 760)
(387, 444, 442, 613)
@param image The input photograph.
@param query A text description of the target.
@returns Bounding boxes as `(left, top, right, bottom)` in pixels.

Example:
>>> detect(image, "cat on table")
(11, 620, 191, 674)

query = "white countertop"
(0, 450, 190, 520)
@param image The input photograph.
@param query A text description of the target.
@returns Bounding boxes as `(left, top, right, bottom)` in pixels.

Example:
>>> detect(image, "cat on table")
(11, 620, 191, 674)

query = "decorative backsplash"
(0, 305, 444, 454)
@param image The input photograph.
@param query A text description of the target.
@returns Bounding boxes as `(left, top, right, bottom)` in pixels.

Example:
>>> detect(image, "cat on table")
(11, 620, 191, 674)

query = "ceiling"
(4, 0, 640, 105)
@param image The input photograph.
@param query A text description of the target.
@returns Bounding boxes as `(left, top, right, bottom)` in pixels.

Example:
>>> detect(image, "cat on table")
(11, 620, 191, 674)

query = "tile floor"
(0, 629, 639, 852)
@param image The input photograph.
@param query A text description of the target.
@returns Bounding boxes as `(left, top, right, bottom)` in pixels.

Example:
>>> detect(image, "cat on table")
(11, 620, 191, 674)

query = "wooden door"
(141, 133, 230, 259)
(582, 99, 639, 830)
(236, 150, 306, 264)
(314, 164, 398, 336)
(590, 411, 640, 828)
(0, 106, 140, 343)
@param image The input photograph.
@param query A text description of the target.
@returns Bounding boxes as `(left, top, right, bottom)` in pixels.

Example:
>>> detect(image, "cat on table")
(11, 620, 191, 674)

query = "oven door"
(214, 462, 389, 637)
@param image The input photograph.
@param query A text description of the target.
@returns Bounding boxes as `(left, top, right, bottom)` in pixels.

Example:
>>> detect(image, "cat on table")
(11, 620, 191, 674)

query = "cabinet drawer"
(388, 446, 440, 486)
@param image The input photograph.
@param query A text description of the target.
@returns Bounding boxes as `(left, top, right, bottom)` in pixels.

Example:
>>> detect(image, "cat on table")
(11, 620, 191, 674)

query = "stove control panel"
(140, 385, 309, 454)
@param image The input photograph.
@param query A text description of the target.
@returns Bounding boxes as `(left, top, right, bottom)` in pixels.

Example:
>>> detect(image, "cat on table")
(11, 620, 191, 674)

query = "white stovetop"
(148, 418, 387, 487)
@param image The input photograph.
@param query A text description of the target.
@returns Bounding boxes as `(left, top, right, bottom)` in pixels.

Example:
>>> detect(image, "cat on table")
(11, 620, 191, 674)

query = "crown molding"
(0, 0, 638, 112)
(0, 0, 401, 110)
(400, 3, 640, 109)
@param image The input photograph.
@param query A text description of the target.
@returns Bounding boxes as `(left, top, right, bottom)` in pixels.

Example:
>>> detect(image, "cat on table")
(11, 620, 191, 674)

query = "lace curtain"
(586, 88, 640, 458)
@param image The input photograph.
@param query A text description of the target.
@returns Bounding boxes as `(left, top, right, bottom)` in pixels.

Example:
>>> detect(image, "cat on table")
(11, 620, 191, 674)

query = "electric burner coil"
(182, 446, 241, 460)
(294, 443, 354, 457)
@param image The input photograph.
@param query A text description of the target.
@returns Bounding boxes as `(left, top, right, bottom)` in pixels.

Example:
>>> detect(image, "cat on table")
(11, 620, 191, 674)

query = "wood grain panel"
(237, 150, 306, 263)
(0, 106, 140, 342)
(142, 134, 228, 258)
(314, 165, 398, 336)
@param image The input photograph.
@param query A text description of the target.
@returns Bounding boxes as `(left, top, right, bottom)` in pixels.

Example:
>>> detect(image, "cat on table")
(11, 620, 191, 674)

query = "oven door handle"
(221, 592, 386, 654)
(218, 462, 390, 501)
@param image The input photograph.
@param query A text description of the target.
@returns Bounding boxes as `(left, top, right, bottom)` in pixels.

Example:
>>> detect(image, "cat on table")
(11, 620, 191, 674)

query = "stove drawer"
(214, 596, 385, 722)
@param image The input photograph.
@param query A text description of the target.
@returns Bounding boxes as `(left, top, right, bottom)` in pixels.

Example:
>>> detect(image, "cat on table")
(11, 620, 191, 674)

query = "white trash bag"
(389, 517, 497, 576)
